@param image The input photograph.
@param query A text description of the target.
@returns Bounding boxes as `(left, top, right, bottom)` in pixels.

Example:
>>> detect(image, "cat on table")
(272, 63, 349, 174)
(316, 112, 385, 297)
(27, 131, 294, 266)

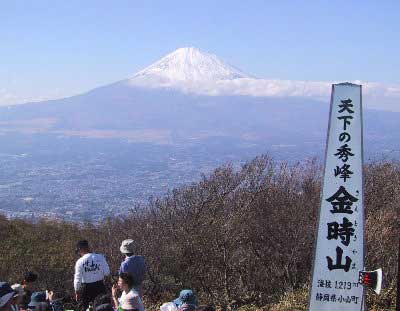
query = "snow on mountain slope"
(130, 47, 249, 84)
(126, 46, 331, 100)
(121, 47, 400, 111)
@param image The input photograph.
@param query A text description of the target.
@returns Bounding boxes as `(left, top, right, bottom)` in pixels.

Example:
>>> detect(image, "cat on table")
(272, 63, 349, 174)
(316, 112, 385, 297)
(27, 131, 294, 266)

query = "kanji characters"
(334, 144, 355, 162)
(338, 99, 354, 114)
(327, 246, 352, 272)
(334, 164, 353, 182)
(326, 186, 358, 214)
(327, 217, 355, 246)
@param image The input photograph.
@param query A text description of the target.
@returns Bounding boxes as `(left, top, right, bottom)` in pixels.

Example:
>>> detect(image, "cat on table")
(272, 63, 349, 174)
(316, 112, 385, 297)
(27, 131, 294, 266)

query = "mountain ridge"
(130, 47, 250, 83)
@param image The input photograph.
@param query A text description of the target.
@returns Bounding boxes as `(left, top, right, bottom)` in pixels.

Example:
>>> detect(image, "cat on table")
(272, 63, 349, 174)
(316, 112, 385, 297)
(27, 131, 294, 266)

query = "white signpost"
(309, 83, 364, 311)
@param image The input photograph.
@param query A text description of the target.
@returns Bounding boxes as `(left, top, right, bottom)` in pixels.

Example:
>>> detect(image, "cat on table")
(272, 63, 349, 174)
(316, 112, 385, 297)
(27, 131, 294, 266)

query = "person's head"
(75, 240, 90, 257)
(22, 272, 38, 290)
(35, 302, 49, 311)
(28, 292, 47, 311)
(117, 273, 134, 292)
(0, 282, 16, 311)
(195, 306, 215, 311)
(119, 239, 135, 257)
(94, 304, 113, 311)
(10, 284, 23, 305)
(173, 290, 197, 309)
(93, 294, 111, 310)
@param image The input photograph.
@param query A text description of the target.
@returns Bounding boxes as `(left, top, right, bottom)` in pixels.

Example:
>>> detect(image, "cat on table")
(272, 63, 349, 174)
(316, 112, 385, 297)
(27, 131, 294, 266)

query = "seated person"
(112, 274, 144, 311)
(0, 282, 16, 311)
(20, 272, 38, 310)
(173, 290, 197, 311)
(10, 284, 24, 311)
(27, 292, 63, 311)
(160, 290, 197, 311)
(93, 294, 113, 311)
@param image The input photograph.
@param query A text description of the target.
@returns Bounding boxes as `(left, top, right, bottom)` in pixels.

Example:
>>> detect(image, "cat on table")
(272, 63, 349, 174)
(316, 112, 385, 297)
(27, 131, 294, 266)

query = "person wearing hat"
(159, 290, 199, 311)
(74, 240, 110, 311)
(10, 285, 23, 311)
(0, 282, 16, 311)
(119, 240, 146, 290)
(173, 290, 197, 311)
(27, 292, 47, 310)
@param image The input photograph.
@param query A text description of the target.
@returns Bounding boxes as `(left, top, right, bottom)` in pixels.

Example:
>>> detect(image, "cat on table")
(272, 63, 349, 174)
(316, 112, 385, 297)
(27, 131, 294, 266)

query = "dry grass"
(235, 287, 397, 311)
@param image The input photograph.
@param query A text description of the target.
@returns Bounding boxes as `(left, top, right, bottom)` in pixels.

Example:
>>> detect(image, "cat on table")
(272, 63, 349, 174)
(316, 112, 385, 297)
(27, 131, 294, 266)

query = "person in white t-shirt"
(74, 240, 110, 311)
(111, 273, 144, 311)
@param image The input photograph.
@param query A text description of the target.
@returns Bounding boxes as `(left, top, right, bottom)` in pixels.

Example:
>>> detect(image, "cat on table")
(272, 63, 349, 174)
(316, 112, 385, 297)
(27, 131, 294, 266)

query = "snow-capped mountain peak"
(129, 47, 250, 85)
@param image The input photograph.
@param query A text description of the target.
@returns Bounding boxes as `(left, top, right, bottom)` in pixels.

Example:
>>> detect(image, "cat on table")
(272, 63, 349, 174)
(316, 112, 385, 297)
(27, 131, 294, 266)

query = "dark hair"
(94, 304, 114, 311)
(93, 294, 112, 309)
(36, 302, 50, 311)
(125, 253, 134, 257)
(119, 273, 134, 289)
(23, 271, 38, 283)
(195, 306, 215, 311)
(75, 240, 89, 253)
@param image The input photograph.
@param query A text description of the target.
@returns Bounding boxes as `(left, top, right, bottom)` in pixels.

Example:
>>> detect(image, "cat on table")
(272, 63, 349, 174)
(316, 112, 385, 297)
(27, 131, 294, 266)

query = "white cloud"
(0, 88, 21, 103)
(2, 78, 399, 112)
(0, 88, 64, 107)
(128, 77, 400, 112)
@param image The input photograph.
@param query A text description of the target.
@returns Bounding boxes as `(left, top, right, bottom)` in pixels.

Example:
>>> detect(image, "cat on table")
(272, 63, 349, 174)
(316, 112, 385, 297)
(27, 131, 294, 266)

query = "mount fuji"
(0, 47, 399, 154)
(130, 47, 250, 85)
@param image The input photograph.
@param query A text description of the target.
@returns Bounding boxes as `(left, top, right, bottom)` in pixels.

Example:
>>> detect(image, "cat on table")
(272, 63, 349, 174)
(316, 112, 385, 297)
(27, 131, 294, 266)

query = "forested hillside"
(0, 156, 398, 310)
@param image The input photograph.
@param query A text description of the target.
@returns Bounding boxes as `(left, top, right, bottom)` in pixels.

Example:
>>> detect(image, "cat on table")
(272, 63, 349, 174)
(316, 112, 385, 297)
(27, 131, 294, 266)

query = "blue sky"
(1, 0, 400, 105)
